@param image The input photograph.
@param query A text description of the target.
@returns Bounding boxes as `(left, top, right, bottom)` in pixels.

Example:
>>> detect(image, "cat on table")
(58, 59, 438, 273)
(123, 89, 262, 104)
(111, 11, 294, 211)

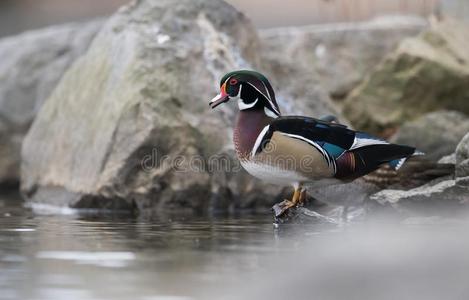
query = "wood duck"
(209, 70, 421, 217)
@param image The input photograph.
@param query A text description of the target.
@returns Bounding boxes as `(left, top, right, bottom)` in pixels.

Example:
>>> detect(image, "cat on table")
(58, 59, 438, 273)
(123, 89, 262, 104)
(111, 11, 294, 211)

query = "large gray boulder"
(343, 18, 469, 135)
(21, 0, 337, 211)
(259, 16, 426, 101)
(0, 21, 102, 185)
(391, 111, 469, 161)
(371, 133, 469, 216)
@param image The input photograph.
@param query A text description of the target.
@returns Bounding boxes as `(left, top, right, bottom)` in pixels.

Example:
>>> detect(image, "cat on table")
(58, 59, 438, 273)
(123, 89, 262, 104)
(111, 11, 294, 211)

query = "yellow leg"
(298, 188, 306, 206)
(273, 185, 303, 217)
(290, 188, 301, 205)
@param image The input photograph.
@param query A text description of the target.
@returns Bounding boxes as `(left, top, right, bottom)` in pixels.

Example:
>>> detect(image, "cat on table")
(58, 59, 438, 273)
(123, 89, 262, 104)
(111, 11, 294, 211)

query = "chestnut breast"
(233, 111, 273, 160)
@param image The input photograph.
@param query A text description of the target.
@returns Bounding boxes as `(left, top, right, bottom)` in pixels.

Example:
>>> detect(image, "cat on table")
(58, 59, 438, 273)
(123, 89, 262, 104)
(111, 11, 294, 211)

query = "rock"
(370, 133, 469, 216)
(0, 20, 102, 185)
(438, 153, 457, 164)
(370, 179, 469, 216)
(259, 16, 426, 102)
(273, 206, 340, 226)
(343, 18, 469, 135)
(456, 133, 469, 179)
(308, 178, 380, 207)
(363, 159, 454, 190)
(392, 111, 469, 161)
(21, 0, 337, 211)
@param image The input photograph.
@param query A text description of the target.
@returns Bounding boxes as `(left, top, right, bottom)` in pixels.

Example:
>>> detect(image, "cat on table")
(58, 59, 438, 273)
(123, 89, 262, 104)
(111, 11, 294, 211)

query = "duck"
(209, 70, 421, 218)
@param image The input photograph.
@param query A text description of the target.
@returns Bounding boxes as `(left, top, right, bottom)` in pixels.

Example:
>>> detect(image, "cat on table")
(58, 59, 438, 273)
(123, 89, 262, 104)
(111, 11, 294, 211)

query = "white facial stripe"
(238, 98, 259, 110)
(251, 125, 270, 158)
(263, 81, 272, 101)
(223, 76, 280, 115)
(245, 82, 268, 99)
(245, 82, 280, 116)
(267, 101, 280, 115)
(264, 107, 278, 118)
(261, 81, 280, 116)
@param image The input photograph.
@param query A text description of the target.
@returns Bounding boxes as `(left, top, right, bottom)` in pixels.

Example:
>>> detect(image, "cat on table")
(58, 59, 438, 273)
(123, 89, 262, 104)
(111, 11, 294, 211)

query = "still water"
(1, 192, 469, 300)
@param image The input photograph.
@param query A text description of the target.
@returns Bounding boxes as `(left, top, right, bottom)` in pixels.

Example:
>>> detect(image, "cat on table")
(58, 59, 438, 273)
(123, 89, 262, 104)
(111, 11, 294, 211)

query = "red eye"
(229, 78, 238, 85)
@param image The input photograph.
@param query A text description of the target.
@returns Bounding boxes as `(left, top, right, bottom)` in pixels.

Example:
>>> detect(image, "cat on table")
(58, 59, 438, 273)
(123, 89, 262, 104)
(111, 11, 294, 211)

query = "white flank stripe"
(350, 137, 388, 150)
(251, 125, 270, 158)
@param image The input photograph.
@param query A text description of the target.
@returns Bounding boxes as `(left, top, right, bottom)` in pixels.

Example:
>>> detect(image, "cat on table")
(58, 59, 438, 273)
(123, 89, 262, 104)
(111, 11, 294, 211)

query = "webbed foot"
(272, 199, 296, 218)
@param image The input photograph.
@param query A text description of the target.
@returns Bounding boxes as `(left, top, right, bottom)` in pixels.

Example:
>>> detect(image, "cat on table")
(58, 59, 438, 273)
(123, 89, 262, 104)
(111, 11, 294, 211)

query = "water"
(1, 192, 469, 300)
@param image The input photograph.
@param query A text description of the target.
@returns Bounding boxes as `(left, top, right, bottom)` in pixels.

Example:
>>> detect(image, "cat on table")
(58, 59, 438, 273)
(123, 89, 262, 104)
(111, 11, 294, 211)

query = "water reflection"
(0, 194, 285, 300)
(1, 193, 469, 300)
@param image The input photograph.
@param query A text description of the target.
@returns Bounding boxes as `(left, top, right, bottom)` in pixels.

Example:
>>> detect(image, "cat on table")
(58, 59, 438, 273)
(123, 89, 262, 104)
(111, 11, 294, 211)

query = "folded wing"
(254, 116, 419, 181)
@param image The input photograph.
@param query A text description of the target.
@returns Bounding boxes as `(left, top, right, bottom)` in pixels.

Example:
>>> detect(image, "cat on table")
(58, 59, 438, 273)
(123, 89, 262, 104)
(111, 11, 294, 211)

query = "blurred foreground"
(1, 194, 469, 300)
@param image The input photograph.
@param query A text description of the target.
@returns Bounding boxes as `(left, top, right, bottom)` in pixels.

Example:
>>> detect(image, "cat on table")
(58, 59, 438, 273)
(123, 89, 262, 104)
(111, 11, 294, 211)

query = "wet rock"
(275, 159, 457, 224)
(370, 134, 469, 216)
(273, 206, 339, 226)
(273, 179, 375, 225)
(363, 159, 454, 190)
(343, 18, 469, 135)
(370, 179, 469, 216)
(438, 153, 457, 164)
(259, 16, 426, 102)
(0, 21, 102, 185)
(456, 133, 469, 179)
(308, 178, 380, 207)
(21, 0, 337, 211)
(391, 111, 469, 161)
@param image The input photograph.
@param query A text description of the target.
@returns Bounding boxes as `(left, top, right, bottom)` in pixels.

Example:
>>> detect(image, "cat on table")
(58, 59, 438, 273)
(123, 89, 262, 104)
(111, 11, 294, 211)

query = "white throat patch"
(238, 98, 258, 110)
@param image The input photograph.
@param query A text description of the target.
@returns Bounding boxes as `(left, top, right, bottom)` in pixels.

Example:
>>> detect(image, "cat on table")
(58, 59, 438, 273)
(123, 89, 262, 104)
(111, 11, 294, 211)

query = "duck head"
(209, 70, 281, 117)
